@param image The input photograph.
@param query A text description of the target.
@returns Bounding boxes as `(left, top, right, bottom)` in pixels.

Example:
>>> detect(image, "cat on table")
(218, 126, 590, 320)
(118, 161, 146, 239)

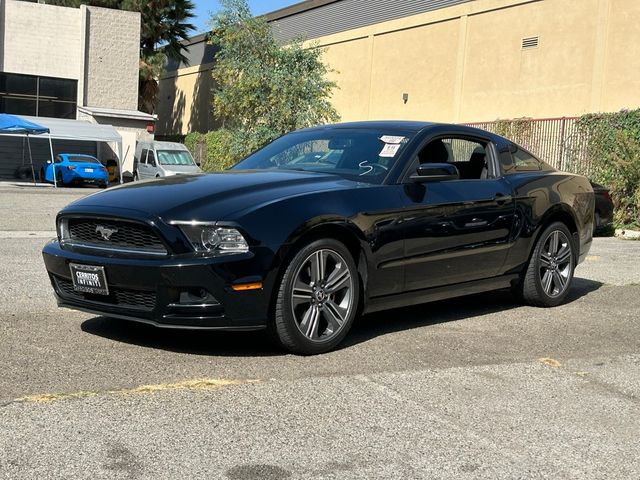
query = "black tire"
(55, 170, 63, 187)
(270, 238, 360, 355)
(133, 172, 139, 181)
(516, 221, 575, 307)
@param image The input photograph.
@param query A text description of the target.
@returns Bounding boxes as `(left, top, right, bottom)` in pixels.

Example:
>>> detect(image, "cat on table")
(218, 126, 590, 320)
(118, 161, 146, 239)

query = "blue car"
(42, 154, 109, 187)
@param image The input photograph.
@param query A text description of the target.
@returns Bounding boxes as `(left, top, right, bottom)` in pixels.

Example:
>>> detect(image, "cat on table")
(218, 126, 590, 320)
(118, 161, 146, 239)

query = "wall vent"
(522, 36, 539, 49)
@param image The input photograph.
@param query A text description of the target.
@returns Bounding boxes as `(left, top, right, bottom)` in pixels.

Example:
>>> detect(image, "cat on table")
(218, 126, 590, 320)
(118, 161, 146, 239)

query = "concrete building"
(0, 0, 154, 177)
(157, 0, 640, 137)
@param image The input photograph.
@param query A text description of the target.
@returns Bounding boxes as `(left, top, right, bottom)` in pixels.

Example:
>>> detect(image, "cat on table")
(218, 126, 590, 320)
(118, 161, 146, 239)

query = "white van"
(133, 141, 202, 180)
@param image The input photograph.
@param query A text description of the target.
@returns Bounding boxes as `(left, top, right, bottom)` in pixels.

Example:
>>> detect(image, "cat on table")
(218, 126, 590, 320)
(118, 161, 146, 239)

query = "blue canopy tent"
(0, 114, 58, 186)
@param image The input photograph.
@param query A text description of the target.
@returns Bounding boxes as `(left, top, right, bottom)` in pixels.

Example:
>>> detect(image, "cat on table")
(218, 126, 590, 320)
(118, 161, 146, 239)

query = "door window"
(140, 149, 149, 165)
(147, 151, 156, 167)
(414, 137, 491, 180)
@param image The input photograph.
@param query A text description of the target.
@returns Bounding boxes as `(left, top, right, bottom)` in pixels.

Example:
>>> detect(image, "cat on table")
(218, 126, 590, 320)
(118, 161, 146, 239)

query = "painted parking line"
(0, 230, 57, 239)
(14, 378, 259, 404)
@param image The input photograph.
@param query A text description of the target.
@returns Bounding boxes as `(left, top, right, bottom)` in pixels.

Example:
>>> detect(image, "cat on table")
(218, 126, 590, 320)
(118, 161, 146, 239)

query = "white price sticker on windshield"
(380, 135, 406, 144)
(380, 143, 401, 157)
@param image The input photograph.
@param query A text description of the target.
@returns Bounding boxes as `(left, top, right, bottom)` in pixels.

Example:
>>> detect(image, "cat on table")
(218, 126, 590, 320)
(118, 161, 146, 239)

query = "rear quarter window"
(502, 146, 542, 174)
(512, 148, 541, 171)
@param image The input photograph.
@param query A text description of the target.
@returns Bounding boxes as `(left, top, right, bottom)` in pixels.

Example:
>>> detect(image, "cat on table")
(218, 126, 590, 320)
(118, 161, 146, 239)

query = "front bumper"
(42, 240, 271, 330)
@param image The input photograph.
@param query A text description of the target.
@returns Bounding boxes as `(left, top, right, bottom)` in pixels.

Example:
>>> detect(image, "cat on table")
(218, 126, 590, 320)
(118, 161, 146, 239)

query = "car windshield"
(68, 156, 99, 164)
(231, 128, 414, 184)
(157, 150, 196, 166)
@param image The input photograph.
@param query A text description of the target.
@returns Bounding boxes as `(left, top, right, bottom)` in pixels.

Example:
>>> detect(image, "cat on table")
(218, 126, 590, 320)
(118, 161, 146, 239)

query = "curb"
(615, 229, 640, 240)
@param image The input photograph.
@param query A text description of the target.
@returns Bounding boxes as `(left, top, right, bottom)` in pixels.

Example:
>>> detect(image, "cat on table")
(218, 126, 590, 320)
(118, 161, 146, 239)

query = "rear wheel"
(133, 171, 139, 181)
(516, 222, 575, 307)
(271, 239, 359, 355)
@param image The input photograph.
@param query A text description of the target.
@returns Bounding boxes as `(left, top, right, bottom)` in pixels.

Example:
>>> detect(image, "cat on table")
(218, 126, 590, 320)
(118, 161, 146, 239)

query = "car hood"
(67, 170, 362, 221)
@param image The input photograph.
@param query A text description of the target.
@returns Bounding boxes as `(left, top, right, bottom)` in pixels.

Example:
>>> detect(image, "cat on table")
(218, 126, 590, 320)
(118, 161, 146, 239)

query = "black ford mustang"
(43, 122, 594, 354)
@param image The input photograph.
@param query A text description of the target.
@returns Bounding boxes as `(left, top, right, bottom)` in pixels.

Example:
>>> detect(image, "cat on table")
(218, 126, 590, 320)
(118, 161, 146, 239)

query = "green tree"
(205, 0, 339, 168)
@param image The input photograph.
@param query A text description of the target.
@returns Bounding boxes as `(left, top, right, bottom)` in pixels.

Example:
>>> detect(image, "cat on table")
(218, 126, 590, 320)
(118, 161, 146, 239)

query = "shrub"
(576, 109, 640, 228)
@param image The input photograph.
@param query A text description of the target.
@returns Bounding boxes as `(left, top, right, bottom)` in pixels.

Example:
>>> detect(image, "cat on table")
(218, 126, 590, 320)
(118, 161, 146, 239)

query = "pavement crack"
(575, 374, 639, 404)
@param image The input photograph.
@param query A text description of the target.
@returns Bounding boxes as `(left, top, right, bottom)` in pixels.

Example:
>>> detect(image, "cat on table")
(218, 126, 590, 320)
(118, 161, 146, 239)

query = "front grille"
(54, 276, 157, 311)
(66, 218, 167, 255)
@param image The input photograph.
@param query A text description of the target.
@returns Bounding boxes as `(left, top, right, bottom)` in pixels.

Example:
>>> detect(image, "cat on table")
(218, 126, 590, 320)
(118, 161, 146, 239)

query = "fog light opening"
(178, 288, 219, 305)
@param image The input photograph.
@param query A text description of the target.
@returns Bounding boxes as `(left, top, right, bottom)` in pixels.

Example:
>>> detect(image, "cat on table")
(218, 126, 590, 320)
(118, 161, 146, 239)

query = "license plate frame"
(69, 263, 109, 295)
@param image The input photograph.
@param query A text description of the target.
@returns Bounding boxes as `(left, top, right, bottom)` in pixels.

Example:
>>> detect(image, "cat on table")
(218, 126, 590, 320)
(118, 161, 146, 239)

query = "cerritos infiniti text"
(75, 271, 101, 287)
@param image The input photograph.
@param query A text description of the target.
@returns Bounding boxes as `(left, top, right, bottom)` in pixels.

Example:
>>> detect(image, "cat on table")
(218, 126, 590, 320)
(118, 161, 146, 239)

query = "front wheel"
(271, 239, 359, 355)
(516, 222, 575, 307)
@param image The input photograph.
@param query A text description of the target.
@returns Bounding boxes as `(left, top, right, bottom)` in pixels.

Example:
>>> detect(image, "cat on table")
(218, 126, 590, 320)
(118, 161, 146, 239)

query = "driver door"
(137, 149, 149, 179)
(400, 135, 516, 291)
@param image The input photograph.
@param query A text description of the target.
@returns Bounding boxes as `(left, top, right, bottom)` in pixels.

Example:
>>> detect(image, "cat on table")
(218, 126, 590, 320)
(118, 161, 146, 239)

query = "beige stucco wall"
(2, 0, 82, 80)
(157, 0, 640, 134)
(82, 5, 140, 111)
(157, 63, 216, 136)
(316, 0, 640, 123)
(599, 0, 640, 113)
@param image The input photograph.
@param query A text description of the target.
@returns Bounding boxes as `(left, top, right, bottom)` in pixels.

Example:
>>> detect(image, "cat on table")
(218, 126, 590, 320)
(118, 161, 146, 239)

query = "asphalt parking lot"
(1, 182, 639, 479)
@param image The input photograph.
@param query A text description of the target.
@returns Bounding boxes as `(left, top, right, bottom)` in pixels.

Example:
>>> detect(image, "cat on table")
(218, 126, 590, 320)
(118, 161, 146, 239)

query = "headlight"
(178, 224, 249, 254)
(57, 218, 68, 242)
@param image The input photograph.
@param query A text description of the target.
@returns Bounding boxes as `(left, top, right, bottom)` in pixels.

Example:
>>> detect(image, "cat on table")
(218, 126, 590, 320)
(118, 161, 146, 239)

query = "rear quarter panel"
(501, 172, 594, 274)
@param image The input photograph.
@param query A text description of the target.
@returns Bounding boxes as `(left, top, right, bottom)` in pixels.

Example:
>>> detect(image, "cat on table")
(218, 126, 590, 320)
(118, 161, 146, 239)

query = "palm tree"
(123, 0, 196, 113)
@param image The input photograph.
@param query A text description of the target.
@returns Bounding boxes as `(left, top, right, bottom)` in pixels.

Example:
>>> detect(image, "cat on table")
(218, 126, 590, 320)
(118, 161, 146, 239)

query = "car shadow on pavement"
(81, 317, 283, 357)
(344, 276, 603, 349)
(81, 277, 602, 356)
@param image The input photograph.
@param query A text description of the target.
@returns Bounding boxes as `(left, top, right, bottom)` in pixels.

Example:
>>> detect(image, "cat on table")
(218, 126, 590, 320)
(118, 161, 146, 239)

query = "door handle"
(465, 218, 488, 228)
(494, 193, 512, 204)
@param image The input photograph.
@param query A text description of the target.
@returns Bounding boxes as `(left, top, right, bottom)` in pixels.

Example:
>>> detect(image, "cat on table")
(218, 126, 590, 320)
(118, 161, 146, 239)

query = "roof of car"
(297, 120, 437, 133)
(138, 141, 189, 150)
(59, 153, 97, 158)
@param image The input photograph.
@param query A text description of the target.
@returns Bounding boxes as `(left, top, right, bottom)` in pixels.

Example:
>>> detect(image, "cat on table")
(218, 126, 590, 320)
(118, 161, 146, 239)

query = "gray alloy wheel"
(517, 221, 575, 307)
(290, 249, 355, 341)
(538, 229, 573, 298)
(271, 239, 359, 355)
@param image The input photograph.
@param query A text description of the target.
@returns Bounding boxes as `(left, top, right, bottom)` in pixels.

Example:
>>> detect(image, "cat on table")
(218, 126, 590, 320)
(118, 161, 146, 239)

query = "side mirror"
(410, 163, 459, 182)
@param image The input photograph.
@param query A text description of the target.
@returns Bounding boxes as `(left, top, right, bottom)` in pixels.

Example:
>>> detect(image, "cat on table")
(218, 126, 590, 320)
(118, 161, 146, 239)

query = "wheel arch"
(531, 203, 580, 262)
(269, 220, 370, 317)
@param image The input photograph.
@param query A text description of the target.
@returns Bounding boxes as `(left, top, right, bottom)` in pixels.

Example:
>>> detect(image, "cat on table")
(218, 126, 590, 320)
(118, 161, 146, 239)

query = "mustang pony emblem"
(96, 225, 118, 241)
